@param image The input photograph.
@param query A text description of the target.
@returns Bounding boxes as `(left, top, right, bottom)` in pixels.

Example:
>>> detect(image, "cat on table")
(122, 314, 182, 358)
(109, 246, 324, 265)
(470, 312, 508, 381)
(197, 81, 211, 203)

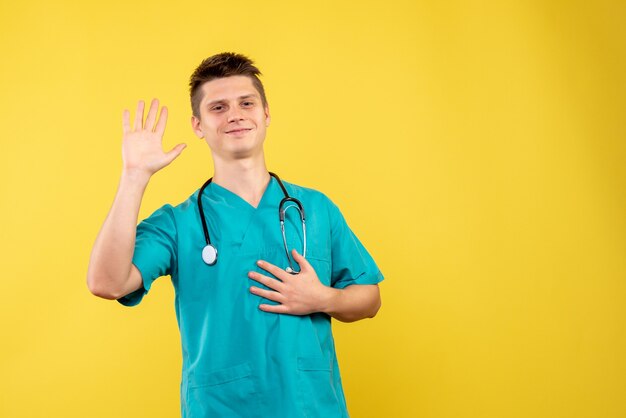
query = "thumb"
(291, 249, 311, 272)
(164, 143, 186, 164)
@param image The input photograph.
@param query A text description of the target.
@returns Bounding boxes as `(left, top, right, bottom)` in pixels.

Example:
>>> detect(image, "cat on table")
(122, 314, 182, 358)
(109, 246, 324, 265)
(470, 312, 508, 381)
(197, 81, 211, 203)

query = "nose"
(227, 105, 244, 123)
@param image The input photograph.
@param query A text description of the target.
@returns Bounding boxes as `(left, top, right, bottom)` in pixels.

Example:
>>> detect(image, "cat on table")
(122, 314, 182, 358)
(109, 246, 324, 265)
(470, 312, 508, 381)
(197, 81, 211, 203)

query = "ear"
(191, 115, 204, 139)
(264, 105, 271, 127)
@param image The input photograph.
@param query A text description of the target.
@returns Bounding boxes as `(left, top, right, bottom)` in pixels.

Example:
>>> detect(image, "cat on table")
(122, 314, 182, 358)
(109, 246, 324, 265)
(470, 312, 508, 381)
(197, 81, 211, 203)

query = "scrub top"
(117, 176, 384, 418)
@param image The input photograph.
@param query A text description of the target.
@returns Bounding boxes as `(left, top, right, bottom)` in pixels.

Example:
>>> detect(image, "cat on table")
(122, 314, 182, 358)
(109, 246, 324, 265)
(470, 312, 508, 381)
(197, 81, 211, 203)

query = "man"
(87, 52, 383, 417)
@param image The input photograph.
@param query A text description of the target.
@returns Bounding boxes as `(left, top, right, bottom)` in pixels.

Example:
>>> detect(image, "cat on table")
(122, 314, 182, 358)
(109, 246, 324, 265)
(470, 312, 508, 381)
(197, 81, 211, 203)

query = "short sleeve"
(117, 204, 178, 307)
(327, 198, 384, 289)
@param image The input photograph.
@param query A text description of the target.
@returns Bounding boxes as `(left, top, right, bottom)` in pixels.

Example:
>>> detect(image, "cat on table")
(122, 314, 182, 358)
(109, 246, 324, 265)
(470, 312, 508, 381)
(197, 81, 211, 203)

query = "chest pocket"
(305, 254, 331, 286)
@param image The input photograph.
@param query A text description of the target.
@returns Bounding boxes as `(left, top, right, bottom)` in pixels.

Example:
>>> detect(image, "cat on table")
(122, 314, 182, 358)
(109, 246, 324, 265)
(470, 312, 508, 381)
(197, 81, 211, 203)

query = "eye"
(242, 101, 254, 107)
(211, 105, 224, 111)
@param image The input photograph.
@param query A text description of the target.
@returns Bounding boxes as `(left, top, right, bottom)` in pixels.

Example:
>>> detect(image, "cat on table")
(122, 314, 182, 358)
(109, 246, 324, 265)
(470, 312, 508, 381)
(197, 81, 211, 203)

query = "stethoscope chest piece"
(202, 244, 218, 265)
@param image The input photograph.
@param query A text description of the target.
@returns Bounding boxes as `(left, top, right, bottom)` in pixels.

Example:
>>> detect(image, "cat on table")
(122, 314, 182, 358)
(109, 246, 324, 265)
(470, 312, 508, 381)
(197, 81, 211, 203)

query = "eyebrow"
(206, 94, 258, 106)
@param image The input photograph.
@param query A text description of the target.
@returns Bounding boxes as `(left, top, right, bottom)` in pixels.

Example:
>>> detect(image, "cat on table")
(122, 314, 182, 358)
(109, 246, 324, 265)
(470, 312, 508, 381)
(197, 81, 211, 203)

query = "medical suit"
(117, 176, 384, 417)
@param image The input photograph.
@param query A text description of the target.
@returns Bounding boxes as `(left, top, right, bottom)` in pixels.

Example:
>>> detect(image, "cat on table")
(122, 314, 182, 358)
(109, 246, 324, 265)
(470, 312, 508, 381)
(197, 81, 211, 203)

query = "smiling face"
(191, 75, 271, 161)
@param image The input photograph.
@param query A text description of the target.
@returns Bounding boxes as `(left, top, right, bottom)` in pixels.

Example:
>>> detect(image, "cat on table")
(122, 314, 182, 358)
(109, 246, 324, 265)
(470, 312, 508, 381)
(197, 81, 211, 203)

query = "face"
(191, 75, 271, 161)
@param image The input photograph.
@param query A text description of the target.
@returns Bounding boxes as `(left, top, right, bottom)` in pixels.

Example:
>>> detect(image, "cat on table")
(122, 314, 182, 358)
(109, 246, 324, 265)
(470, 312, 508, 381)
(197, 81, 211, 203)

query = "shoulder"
(280, 179, 335, 208)
(279, 179, 345, 226)
(173, 188, 202, 212)
(143, 187, 201, 223)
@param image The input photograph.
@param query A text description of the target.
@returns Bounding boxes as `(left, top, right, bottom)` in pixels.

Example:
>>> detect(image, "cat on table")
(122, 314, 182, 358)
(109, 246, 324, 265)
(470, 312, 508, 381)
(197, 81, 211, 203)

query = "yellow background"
(1, 1, 625, 417)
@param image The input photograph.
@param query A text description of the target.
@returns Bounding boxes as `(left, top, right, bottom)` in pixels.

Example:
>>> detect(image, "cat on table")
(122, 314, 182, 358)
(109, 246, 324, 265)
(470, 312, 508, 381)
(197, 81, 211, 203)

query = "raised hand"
(121, 99, 186, 177)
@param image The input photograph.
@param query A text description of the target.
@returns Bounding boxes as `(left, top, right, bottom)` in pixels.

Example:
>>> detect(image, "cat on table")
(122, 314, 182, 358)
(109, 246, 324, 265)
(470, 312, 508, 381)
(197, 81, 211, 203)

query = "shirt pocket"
(306, 255, 332, 287)
(187, 362, 262, 418)
(297, 356, 344, 418)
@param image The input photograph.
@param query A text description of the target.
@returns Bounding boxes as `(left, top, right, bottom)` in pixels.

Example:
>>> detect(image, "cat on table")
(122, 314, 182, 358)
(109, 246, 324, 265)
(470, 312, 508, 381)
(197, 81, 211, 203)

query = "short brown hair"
(189, 52, 268, 119)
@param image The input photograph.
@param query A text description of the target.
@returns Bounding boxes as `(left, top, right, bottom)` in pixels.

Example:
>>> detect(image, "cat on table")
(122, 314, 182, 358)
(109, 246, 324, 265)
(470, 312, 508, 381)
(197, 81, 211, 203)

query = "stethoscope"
(197, 172, 307, 274)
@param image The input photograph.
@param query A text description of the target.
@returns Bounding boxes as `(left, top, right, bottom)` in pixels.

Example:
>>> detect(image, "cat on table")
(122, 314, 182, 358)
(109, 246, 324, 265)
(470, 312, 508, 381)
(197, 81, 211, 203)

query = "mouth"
(226, 128, 252, 134)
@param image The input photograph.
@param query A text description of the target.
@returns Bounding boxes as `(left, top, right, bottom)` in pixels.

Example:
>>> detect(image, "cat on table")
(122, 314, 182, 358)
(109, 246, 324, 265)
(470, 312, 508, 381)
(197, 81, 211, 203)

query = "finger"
(257, 260, 291, 280)
(144, 98, 159, 132)
(291, 249, 311, 272)
(133, 100, 145, 131)
(259, 304, 289, 314)
(248, 271, 285, 291)
(122, 109, 131, 135)
(249, 286, 285, 303)
(163, 143, 186, 165)
(154, 106, 168, 135)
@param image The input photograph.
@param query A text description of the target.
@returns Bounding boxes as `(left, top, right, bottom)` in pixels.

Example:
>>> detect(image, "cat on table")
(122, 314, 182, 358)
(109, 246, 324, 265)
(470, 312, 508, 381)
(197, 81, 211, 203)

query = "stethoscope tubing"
(197, 172, 306, 272)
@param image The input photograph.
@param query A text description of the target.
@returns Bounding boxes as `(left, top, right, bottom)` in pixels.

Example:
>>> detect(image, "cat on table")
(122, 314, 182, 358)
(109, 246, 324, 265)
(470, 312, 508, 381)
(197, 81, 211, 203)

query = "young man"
(87, 52, 383, 418)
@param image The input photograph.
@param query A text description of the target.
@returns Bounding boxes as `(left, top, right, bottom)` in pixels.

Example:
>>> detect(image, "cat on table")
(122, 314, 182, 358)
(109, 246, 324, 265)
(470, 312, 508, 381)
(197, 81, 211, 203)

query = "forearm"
(86, 169, 150, 297)
(320, 284, 381, 323)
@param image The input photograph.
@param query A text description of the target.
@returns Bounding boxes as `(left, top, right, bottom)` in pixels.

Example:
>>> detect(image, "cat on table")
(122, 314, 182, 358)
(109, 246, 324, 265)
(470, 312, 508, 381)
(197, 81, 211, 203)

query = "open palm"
(122, 99, 186, 176)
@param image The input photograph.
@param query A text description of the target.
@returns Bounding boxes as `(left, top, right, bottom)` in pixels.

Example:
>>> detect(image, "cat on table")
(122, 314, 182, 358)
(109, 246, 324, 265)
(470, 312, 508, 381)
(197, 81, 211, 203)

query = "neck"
(211, 153, 271, 208)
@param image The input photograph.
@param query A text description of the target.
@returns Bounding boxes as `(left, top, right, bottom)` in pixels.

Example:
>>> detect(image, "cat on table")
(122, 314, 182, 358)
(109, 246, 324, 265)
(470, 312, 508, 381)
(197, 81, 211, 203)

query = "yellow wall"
(1, 1, 625, 417)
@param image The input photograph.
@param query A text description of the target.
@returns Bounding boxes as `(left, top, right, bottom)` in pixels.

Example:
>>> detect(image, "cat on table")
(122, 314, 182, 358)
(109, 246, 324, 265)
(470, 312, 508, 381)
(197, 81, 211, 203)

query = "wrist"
(121, 168, 152, 184)
(318, 286, 341, 315)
